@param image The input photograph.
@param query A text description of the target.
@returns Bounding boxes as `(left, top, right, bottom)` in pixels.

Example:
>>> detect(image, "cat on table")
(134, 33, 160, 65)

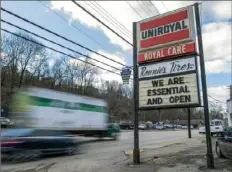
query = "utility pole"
(133, 22, 140, 164)
(194, 3, 214, 169)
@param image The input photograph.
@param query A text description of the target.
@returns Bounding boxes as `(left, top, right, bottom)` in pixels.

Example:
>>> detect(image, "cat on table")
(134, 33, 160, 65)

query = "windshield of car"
(1, 129, 34, 137)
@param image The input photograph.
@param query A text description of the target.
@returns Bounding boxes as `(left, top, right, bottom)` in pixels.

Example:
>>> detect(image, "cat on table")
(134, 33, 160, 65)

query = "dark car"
(216, 126, 232, 159)
(119, 123, 133, 130)
(1, 128, 81, 162)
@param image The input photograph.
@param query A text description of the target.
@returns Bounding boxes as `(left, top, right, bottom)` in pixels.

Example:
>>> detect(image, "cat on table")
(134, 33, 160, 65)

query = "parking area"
(1, 130, 231, 172)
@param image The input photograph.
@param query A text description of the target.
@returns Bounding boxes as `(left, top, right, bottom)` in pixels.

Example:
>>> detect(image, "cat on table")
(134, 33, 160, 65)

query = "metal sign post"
(133, 22, 140, 164)
(188, 107, 191, 138)
(194, 3, 214, 168)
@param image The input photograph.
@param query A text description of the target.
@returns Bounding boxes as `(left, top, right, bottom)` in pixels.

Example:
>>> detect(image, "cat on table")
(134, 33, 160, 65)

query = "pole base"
(206, 153, 214, 169)
(133, 149, 140, 164)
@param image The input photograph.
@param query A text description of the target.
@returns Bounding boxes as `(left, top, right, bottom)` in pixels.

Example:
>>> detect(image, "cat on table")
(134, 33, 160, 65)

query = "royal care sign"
(138, 56, 200, 109)
(137, 6, 196, 63)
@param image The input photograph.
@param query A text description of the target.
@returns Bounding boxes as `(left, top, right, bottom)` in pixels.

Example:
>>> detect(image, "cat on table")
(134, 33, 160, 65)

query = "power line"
(87, 1, 132, 40)
(93, 1, 132, 36)
(38, 1, 109, 51)
(142, 1, 157, 16)
(71, 0, 133, 46)
(136, 1, 151, 17)
(1, 19, 122, 72)
(1, 7, 129, 68)
(161, 1, 169, 12)
(148, 0, 160, 14)
(126, 1, 143, 19)
(1, 28, 122, 76)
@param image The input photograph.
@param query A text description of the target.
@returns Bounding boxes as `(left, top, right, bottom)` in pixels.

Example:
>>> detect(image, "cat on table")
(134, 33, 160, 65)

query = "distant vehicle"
(153, 124, 156, 129)
(164, 124, 174, 128)
(181, 125, 187, 129)
(177, 125, 182, 129)
(119, 123, 132, 130)
(216, 126, 232, 159)
(1, 129, 81, 162)
(156, 122, 165, 130)
(199, 119, 224, 136)
(181, 125, 193, 129)
(139, 124, 147, 130)
(145, 121, 153, 129)
(9, 87, 120, 140)
(129, 124, 134, 129)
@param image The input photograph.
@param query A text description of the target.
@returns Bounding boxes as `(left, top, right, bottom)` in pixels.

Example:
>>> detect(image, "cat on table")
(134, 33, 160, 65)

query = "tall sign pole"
(194, 3, 214, 168)
(133, 22, 140, 164)
(188, 107, 191, 138)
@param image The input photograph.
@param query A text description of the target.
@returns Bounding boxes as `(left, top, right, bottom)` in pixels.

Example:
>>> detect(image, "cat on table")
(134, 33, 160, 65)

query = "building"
(226, 85, 232, 126)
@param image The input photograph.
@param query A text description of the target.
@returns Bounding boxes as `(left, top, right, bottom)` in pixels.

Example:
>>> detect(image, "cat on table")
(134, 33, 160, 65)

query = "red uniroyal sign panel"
(138, 42, 196, 63)
(137, 6, 195, 53)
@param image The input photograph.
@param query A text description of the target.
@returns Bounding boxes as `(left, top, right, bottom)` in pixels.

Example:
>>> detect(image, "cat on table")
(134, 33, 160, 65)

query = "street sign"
(137, 6, 195, 53)
(121, 67, 132, 84)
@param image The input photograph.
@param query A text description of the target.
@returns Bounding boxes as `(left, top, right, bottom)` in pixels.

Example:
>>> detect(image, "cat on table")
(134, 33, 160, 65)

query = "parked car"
(139, 124, 147, 130)
(153, 124, 156, 129)
(1, 128, 81, 162)
(119, 123, 131, 130)
(181, 125, 193, 129)
(156, 122, 165, 130)
(216, 126, 232, 159)
(181, 125, 188, 129)
(129, 124, 134, 129)
(177, 125, 182, 129)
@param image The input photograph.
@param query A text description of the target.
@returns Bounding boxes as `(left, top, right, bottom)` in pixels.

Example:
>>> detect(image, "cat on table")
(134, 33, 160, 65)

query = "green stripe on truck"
(17, 93, 107, 113)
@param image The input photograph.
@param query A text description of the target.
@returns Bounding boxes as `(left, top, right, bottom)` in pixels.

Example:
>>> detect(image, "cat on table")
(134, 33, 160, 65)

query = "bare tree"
(1, 32, 49, 88)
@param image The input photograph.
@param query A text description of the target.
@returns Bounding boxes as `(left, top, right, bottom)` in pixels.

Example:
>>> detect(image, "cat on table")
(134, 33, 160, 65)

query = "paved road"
(1, 129, 199, 172)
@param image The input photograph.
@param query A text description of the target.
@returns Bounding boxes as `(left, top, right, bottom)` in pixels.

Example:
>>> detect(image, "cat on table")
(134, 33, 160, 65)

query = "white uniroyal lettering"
(141, 19, 189, 40)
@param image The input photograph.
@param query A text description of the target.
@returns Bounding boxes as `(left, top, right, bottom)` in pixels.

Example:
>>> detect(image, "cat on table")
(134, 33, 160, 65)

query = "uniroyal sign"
(137, 6, 195, 53)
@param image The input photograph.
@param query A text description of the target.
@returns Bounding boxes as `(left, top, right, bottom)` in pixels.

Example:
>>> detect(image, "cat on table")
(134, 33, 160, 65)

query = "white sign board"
(139, 73, 200, 108)
(139, 57, 196, 79)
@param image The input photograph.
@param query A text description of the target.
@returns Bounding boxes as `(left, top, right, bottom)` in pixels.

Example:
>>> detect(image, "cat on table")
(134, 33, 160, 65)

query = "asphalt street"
(1, 129, 200, 172)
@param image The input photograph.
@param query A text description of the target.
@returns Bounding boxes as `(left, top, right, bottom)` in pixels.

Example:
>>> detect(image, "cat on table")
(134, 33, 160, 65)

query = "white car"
(139, 124, 147, 130)
(181, 125, 193, 129)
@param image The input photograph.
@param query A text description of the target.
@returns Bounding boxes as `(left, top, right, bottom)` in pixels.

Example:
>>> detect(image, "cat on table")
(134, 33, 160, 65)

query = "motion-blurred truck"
(9, 87, 120, 140)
